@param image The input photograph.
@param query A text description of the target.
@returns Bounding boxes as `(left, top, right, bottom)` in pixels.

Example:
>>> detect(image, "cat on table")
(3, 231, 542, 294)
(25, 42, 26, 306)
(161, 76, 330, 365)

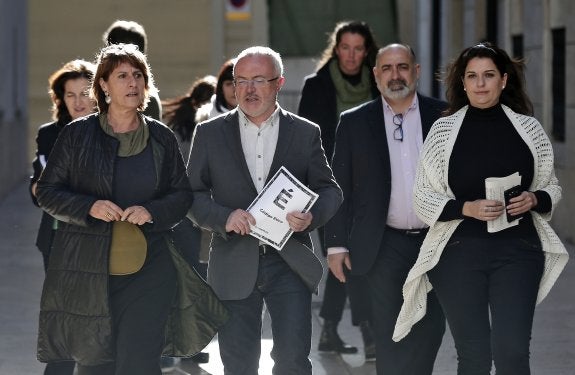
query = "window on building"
(551, 28, 565, 142)
(512, 34, 523, 59)
(431, 0, 441, 99)
(486, 0, 498, 44)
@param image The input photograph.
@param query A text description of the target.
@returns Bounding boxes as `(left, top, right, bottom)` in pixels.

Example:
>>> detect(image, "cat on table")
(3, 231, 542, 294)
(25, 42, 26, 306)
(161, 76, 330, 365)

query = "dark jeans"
(368, 229, 445, 375)
(428, 236, 544, 375)
(77, 237, 177, 375)
(218, 251, 312, 375)
(318, 226, 372, 326)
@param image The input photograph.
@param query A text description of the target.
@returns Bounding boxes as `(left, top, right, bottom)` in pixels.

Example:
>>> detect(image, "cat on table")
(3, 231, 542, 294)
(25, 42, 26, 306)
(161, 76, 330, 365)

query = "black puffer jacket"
(36, 114, 227, 365)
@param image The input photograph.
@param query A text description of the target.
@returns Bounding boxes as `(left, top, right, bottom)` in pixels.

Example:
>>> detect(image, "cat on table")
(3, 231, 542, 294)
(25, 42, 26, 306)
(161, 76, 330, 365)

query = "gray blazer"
(187, 108, 343, 300)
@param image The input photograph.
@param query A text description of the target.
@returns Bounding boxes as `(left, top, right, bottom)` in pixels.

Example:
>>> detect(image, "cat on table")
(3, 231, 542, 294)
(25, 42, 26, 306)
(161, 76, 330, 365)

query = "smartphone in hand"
(504, 185, 523, 223)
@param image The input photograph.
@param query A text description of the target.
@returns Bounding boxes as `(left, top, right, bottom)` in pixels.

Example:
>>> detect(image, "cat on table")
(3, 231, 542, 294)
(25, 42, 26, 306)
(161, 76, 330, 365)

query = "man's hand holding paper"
(286, 211, 313, 232)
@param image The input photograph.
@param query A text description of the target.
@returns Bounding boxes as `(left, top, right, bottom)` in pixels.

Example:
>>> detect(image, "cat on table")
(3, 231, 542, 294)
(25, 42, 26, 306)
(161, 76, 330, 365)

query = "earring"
(502, 86, 505, 89)
(104, 91, 111, 104)
(463, 87, 467, 91)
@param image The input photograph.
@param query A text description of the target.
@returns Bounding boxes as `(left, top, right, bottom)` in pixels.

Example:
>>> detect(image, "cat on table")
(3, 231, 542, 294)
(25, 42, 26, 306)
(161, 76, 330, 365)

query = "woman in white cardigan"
(394, 43, 568, 375)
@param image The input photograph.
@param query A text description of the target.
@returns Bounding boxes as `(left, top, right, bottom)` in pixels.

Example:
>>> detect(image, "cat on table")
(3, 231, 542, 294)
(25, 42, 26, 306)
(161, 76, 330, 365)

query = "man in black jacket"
(325, 44, 447, 374)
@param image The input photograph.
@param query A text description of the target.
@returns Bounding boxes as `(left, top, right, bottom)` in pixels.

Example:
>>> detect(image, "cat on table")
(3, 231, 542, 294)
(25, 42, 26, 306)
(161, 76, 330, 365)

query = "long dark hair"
(443, 42, 533, 116)
(163, 76, 216, 141)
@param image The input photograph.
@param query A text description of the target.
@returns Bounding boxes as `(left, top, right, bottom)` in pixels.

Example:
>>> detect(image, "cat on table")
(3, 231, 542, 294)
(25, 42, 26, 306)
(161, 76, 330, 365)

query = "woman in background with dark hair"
(394, 42, 569, 374)
(299, 20, 379, 160)
(297, 20, 379, 360)
(30, 58, 96, 375)
(195, 59, 237, 122)
(191, 60, 238, 299)
(162, 76, 217, 367)
(31, 59, 96, 268)
(162, 75, 216, 163)
(162, 75, 217, 275)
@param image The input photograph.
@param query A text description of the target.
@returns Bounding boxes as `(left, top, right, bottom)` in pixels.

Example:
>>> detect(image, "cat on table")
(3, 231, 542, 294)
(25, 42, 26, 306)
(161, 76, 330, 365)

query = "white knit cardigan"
(393, 104, 569, 342)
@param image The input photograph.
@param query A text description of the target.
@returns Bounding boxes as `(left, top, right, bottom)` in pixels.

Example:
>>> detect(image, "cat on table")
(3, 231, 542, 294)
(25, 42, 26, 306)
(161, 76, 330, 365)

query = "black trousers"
(317, 226, 372, 326)
(368, 228, 445, 375)
(77, 237, 176, 375)
(428, 235, 544, 375)
(218, 252, 312, 375)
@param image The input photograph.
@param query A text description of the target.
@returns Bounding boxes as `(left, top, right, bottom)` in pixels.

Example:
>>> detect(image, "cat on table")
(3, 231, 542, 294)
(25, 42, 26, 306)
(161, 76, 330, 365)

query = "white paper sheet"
(485, 172, 522, 233)
(247, 166, 318, 250)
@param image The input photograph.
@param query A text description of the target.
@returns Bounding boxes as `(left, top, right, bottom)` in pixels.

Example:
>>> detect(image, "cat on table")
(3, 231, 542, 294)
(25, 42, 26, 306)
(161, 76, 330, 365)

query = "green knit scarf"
(99, 113, 149, 157)
(329, 59, 373, 115)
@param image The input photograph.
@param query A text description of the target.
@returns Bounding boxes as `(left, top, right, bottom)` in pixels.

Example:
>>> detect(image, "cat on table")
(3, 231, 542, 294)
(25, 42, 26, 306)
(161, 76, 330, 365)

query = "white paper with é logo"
(247, 166, 318, 250)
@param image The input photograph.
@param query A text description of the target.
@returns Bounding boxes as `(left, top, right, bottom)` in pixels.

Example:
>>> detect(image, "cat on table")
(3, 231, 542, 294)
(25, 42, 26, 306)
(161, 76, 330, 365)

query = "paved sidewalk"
(0, 180, 573, 374)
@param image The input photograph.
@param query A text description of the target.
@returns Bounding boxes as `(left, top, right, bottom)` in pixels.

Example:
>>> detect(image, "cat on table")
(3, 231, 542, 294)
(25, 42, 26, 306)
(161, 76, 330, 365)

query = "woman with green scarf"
(36, 43, 227, 375)
(297, 20, 379, 361)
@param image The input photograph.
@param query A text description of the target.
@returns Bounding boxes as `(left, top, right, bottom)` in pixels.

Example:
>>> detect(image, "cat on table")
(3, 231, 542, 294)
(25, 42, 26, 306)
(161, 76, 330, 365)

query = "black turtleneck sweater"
(439, 104, 550, 238)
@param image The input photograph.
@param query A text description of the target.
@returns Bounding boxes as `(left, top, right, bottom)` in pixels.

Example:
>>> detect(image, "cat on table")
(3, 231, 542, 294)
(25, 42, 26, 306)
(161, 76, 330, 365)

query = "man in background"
(103, 20, 162, 120)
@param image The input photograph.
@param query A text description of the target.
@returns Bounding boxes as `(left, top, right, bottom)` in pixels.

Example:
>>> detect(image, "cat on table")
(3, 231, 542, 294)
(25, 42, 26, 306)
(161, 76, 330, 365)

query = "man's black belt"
(386, 226, 429, 237)
(259, 244, 277, 256)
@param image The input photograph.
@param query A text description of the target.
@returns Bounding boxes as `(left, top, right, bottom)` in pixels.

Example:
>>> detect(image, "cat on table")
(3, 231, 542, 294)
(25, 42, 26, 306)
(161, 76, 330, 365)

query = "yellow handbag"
(109, 221, 147, 275)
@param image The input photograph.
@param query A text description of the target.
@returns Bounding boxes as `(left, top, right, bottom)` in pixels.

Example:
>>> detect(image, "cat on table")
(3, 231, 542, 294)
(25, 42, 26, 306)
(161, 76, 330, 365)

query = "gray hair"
(234, 46, 284, 77)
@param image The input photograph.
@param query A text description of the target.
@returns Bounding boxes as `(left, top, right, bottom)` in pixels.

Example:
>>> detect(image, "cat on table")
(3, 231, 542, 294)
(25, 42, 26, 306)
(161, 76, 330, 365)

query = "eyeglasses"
(233, 77, 279, 88)
(393, 113, 403, 142)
